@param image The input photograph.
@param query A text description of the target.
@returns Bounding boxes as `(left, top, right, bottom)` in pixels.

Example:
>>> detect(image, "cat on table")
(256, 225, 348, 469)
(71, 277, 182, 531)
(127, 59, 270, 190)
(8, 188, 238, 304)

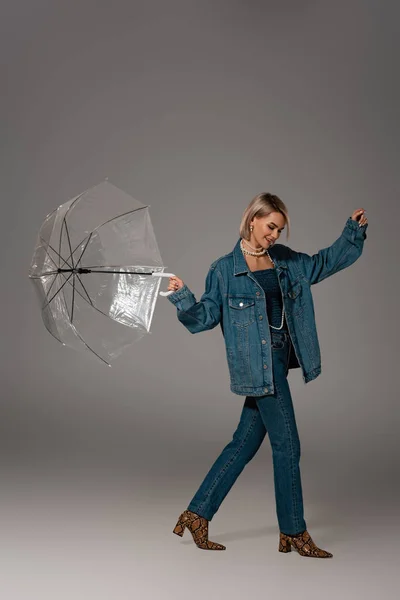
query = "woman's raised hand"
(168, 276, 185, 292)
(351, 208, 368, 227)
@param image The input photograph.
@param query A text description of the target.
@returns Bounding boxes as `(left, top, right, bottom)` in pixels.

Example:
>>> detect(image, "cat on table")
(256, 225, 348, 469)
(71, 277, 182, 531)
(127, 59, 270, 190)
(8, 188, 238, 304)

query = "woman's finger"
(168, 276, 184, 291)
(351, 208, 365, 221)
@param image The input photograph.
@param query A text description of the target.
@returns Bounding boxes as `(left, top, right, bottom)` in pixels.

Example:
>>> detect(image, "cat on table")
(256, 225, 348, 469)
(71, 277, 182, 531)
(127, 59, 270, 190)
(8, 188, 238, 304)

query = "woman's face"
(250, 211, 286, 249)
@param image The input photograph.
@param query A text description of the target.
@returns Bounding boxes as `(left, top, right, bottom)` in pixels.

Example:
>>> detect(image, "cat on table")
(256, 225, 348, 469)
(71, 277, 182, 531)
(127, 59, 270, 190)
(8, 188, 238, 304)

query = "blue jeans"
(187, 329, 307, 536)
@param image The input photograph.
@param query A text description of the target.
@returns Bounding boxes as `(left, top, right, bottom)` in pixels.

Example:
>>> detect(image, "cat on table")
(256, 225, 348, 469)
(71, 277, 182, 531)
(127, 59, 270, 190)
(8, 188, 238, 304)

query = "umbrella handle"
(152, 272, 176, 297)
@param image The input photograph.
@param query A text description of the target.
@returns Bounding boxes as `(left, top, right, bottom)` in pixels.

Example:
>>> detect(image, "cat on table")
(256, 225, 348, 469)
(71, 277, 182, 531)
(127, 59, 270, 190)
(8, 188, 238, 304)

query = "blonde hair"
(239, 193, 290, 241)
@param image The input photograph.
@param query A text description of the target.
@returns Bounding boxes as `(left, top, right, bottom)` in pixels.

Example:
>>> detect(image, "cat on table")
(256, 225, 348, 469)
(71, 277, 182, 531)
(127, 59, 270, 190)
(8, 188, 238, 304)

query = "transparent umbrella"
(29, 180, 175, 366)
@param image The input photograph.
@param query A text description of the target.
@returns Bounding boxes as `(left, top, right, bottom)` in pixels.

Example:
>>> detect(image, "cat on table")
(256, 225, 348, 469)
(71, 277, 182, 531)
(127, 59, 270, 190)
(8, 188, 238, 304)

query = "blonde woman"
(168, 193, 368, 558)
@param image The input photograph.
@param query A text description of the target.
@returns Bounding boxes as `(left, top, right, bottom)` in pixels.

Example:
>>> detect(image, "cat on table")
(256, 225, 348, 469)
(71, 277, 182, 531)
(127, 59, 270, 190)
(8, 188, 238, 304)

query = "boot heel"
(279, 532, 291, 553)
(173, 516, 186, 537)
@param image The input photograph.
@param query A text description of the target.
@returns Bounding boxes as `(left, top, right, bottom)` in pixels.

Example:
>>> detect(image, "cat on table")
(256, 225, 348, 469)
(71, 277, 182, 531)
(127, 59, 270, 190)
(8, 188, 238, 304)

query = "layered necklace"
(240, 238, 285, 330)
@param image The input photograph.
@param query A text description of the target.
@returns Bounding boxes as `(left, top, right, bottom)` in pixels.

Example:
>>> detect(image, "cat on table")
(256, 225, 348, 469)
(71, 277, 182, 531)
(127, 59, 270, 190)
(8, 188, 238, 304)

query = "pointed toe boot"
(173, 509, 226, 550)
(279, 529, 333, 558)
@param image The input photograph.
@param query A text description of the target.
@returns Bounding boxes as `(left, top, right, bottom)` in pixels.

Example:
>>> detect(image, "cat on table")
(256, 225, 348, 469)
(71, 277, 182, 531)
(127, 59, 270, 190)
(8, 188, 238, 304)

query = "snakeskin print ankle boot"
(279, 530, 333, 558)
(173, 509, 226, 550)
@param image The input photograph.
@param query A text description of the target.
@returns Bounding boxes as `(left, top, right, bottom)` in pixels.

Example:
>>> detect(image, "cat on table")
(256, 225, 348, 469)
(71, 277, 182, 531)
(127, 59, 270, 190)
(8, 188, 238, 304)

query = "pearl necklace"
(240, 238, 268, 256)
(240, 238, 286, 330)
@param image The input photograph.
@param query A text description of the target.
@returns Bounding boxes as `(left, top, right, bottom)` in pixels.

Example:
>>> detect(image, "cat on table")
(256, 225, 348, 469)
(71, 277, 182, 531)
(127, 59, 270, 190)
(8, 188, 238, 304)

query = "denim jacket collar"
(233, 238, 288, 276)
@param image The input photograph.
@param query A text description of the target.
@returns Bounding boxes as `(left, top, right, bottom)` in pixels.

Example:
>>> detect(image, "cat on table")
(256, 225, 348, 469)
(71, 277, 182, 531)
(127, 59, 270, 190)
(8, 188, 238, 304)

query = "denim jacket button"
(256, 291, 260, 296)
(262, 339, 266, 344)
(264, 387, 268, 393)
(263, 364, 268, 369)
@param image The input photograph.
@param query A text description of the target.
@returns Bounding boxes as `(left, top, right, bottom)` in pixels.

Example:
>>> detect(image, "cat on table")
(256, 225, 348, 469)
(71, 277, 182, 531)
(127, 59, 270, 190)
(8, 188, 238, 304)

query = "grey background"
(1, 1, 398, 598)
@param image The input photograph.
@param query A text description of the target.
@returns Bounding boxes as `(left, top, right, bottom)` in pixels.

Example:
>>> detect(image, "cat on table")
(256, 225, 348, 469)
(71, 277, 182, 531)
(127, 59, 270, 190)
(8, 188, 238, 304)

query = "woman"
(167, 193, 368, 558)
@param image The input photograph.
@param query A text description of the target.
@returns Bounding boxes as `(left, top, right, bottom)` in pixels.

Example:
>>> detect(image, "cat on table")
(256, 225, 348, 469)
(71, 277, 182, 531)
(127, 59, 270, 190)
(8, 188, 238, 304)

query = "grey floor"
(1, 458, 397, 600)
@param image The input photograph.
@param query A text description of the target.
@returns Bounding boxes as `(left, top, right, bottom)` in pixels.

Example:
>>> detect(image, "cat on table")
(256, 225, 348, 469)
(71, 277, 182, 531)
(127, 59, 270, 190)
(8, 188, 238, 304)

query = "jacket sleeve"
(291, 217, 368, 285)
(167, 261, 223, 333)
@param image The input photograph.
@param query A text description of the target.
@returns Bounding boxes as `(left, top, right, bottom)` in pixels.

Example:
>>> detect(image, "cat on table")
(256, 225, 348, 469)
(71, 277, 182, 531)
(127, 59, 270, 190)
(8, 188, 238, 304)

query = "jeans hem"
(187, 504, 215, 521)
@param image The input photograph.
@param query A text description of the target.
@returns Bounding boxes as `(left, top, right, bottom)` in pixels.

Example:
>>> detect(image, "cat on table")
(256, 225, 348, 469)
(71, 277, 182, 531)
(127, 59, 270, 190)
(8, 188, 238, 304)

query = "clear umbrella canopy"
(29, 180, 168, 366)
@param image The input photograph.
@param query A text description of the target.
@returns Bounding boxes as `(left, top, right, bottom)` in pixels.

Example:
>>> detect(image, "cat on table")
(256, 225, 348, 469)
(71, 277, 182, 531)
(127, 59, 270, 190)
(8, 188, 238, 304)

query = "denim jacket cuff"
(344, 216, 368, 241)
(167, 283, 196, 310)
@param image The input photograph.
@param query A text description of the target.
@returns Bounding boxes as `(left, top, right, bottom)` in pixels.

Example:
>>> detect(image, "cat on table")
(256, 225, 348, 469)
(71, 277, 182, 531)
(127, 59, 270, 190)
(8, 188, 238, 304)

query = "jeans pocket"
(271, 332, 285, 350)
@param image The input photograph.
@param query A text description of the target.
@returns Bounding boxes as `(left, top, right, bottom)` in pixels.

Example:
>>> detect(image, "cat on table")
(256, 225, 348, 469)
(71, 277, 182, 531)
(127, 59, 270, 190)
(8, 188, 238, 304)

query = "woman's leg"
(187, 396, 267, 521)
(256, 331, 307, 536)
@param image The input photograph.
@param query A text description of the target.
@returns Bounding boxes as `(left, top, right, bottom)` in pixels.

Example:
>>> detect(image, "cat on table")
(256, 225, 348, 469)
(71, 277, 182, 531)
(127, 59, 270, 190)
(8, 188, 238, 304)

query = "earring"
(250, 225, 254, 231)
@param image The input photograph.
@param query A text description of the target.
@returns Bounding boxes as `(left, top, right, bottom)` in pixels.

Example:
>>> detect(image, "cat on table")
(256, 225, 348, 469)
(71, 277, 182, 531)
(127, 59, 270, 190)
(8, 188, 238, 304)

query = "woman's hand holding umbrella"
(168, 276, 185, 293)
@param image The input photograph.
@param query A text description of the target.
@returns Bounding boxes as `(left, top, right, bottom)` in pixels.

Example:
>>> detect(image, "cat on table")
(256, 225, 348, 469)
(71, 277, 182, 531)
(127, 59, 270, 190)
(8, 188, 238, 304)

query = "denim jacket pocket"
(287, 281, 302, 299)
(286, 280, 304, 316)
(228, 295, 256, 327)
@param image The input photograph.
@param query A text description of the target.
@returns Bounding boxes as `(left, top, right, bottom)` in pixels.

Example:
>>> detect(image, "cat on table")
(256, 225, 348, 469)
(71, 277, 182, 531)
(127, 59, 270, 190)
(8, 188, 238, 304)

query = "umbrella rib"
(39, 242, 61, 271)
(45, 273, 74, 307)
(75, 275, 94, 305)
(40, 237, 73, 270)
(63, 190, 86, 222)
(46, 325, 63, 345)
(71, 326, 111, 366)
(70, 275, 76, 323)
(63, 218, 75, 269)
(90, 206, 148, 235)
(40, 313, 63, 345)
(75, 233, 92, 268)
(38, 251, 62, 282)
(54, 189, 86, 268)
(58, 218, 64, 269)
(44, 272, 60, 299)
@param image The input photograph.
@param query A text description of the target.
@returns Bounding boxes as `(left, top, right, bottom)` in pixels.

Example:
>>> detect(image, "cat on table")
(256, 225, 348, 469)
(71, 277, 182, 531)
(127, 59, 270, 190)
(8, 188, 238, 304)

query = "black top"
(251, 268, 288, 331)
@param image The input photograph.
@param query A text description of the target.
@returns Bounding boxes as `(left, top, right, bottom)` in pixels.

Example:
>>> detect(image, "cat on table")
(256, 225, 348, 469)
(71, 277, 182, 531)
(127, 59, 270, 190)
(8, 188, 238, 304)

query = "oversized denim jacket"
(168, 217, 368, 397)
